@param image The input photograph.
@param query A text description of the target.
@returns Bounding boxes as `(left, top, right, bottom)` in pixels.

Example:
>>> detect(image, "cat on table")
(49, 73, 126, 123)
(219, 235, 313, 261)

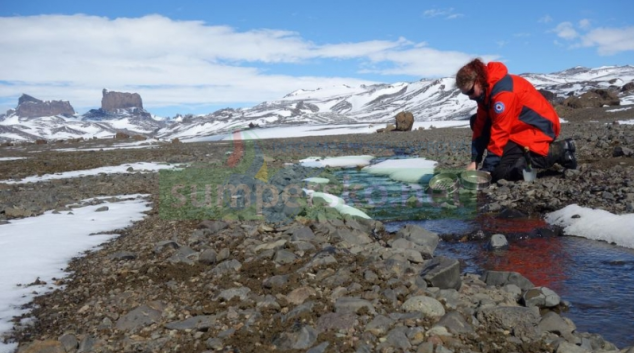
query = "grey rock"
(488, 233, 509, 250)
(477, 306, 541, 342)
(539, 311, 573, 336)
(198, 249, 217, 265)
(59, 333, 78, 352)
(307, 342, 329, 353)
(167, 246, 197, 265)
(262, 274, 289, 289)
(401, 296, 445, 317)
(274, 249, 297, 264)
(334, 297, 376, 314)
(283, 301, 315, 323)
(420, 256, 461, 290)
(77, 335, 97, 353)
(378, 328, 411, 350)
(216, 287, 251, 301)
(211, 259, 242, 275)
(95, 206, 109, 212)
(289, 225, 315, 241)
(435, 311, 475, 335)
(396, 224, 439, 257)
(522, 287, 561, 308)
(109, 251, 137, 261)
(316, 312, 358, 332)
(273, 325, 319, 350)
(365, 315, 395, 336)
(198, 220, 229, 233)
(115, 303, 163, 331)
(556, 341, 591, 353)
(482, 271, 534, 290)
(206, 338, 224, 350)
(154, 240, 180, 254)
(287, 286, 316, 305)
(332, 228, 373, 247)
(165, 315, 216, 331)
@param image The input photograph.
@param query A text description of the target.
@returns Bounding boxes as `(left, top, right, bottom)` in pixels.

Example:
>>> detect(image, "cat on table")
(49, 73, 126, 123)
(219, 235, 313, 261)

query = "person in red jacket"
(455, 59, 577, 182)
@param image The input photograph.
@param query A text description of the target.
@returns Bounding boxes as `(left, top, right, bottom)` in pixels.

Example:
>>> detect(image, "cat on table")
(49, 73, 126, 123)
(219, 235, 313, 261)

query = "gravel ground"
(1, 105, 634, 353)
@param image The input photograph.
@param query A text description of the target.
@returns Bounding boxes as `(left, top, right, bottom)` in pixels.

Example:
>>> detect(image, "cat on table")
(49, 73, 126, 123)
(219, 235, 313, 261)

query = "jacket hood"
(486, 62, 509, 87)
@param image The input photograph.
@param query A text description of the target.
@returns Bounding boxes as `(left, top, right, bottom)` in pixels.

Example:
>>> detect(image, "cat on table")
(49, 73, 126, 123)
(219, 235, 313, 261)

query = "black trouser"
(470, 114, 561, 182)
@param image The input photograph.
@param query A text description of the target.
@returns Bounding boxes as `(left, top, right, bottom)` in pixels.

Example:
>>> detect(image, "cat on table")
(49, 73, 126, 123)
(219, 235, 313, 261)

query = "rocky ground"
(1, 105, 634, 353)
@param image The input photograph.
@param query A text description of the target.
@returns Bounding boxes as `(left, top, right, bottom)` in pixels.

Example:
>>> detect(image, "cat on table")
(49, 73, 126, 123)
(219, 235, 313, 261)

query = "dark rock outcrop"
(563, 89, 620, 109)
(395, 111, 414, 131)
(101, 89, 143, 112)
(15, 94, 75, 118)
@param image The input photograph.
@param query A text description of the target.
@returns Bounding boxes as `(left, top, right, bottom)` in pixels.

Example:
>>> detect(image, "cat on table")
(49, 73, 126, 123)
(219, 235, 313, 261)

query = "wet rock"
(487, 233, 509, 250)
(522, 287, 561, 308)
(482, 271, 534, 291)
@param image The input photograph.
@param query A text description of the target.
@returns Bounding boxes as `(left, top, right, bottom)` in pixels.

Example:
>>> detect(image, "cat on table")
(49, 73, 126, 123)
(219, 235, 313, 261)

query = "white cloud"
(423, 8, 463, 20)
(579, 19, 591, 30)
(553, 22, 579, 40)
(539, 15, 553, 23)
(496, 41, 509, 48)
(581, 26, 634, 55)
(0, 14, 484, 113)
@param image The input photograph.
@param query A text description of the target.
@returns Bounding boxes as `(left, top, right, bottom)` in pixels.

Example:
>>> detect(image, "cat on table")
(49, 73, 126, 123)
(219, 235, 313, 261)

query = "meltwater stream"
(333, 159, 634, 348)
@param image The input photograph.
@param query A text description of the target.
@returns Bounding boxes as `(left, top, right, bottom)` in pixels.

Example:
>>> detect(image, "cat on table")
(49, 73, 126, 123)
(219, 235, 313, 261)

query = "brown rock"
(15, 94, 75, 118)
(172, 138, 181, 144)
(394, 111, 414, 131)
(35, 139, 47, 145)
(17, 340, 65, 353)
(132, 135, 147, 141)
(115, 132, 130, 139)
(563, 89, 620, 109)
(101, 89, 143, 112)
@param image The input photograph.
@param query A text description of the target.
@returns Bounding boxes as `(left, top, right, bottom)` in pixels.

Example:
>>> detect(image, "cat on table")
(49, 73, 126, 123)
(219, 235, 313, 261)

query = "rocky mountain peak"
(15, 94, 75, 118)
(101, 89, 143, 112)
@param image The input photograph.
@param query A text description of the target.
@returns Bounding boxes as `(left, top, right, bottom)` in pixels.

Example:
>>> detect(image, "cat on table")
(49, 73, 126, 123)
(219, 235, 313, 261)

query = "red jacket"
(472, 62, 560, 170)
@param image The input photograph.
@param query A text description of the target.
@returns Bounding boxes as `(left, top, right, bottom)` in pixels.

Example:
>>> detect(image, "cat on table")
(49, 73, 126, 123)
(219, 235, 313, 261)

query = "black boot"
(562, 138, 577, 169)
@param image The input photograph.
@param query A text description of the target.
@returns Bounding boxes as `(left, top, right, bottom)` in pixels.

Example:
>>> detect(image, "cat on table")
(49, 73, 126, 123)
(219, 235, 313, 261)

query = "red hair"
(456, 58, 488, 91)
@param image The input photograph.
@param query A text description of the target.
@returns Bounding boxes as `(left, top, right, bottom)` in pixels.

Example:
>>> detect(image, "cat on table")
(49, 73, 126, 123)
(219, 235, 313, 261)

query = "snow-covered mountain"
(2, 65, 634, 143)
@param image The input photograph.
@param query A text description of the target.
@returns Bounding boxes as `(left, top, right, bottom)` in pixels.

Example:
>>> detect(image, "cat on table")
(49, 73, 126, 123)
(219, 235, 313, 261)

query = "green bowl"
(428, 172, 459, 193)
(460, 171, 492, 190)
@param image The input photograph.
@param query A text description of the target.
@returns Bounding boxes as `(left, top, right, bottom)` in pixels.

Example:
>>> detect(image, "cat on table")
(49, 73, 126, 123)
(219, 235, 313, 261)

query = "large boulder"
(394, 111, 414, 131)
(15, 94, 75, 118)
(101, 89, 143, 112)
(563, 89, 620, 108)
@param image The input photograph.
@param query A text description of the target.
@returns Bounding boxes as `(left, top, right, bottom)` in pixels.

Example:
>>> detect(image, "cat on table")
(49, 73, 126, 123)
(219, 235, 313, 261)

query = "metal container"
(460, 171, 492, 190)
(428, 172, 459, 193)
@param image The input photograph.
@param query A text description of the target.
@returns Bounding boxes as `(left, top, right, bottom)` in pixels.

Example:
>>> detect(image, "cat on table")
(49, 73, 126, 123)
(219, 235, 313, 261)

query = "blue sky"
(1, 0, 633, 117)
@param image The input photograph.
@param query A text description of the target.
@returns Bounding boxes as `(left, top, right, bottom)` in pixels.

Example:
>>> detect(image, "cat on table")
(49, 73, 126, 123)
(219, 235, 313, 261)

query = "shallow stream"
(334, 160, 634, 348)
